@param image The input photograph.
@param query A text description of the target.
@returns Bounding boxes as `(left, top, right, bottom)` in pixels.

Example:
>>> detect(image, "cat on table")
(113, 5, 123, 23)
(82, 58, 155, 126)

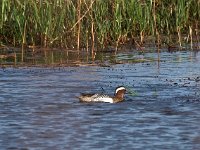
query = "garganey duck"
(78, 86, 126, 103)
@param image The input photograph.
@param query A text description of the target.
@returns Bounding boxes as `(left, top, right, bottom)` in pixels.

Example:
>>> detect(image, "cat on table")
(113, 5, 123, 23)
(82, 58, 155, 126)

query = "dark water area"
(1, 50, 200, 149)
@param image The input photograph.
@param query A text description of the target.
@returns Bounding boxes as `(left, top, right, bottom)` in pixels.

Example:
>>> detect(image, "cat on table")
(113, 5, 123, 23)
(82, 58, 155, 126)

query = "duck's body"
(78, 86, 126, 103)
(79, 93, 115, 103)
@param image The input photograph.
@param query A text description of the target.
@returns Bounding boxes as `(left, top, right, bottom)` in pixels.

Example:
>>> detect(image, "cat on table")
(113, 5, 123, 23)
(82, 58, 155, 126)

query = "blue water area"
(0, 50, 200, 149)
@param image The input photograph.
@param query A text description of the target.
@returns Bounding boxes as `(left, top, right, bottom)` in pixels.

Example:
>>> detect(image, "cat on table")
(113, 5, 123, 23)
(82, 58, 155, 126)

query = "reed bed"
(0, 0, 199, 53)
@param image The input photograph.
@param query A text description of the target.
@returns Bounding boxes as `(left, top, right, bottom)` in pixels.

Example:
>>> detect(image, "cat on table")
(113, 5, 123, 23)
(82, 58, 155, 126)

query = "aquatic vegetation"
(126, 86, 138, 96)
(0, 0, 199, 52)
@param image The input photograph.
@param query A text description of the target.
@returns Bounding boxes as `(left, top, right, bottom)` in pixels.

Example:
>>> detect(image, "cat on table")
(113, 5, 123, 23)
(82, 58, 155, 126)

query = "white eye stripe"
(115, 87, 126, 93)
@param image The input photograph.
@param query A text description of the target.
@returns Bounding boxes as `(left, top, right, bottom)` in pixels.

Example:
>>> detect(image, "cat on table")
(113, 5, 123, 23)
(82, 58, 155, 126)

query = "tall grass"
(0, 0, 199, 53)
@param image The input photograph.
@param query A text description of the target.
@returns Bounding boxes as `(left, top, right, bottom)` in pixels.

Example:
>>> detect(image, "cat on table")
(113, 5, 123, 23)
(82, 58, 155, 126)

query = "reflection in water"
(0, 50, 200, 149)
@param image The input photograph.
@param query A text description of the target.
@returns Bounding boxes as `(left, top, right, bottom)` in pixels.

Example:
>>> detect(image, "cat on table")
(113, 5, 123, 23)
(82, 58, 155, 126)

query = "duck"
(78, 86, 126, 103)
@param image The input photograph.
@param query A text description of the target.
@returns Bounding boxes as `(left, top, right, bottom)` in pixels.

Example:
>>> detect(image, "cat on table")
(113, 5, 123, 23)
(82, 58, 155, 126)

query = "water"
(0, 50, 200, 149)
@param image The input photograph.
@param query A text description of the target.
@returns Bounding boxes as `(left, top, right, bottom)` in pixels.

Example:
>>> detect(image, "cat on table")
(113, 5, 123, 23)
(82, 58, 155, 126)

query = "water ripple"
(1, 51, 200, 149)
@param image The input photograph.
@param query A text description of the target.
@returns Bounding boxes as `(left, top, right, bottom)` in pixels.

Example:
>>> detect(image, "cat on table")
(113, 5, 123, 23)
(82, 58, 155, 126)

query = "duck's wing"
(91, 94, 114, 103)
(78, 93, 96, 102)
(80, 93, 95, 97)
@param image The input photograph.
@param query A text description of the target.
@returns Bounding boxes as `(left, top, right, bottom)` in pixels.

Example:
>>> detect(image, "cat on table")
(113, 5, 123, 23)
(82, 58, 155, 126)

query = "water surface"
(0, 50, 200, 149)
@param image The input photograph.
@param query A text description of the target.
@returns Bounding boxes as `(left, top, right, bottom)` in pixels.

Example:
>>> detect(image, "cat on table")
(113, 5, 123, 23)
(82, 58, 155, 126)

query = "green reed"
(0, 0, 199, 55)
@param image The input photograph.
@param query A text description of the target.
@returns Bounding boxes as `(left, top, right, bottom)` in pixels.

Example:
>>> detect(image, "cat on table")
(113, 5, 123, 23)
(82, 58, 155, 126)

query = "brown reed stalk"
(177, 26, 182, 49)
(153, 0, 160, 50)
(189, 26, 193, 50)
(21, 20, 27, 62)
(195, 22, 200, 49)
(91, 21, 95, 60)
(90, 0, 95, 59)
(77, 0, 82, 51)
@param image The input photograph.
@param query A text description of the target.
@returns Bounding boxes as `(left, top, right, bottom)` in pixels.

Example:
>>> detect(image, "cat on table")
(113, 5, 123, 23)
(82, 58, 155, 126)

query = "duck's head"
(114, 86, 126, 101)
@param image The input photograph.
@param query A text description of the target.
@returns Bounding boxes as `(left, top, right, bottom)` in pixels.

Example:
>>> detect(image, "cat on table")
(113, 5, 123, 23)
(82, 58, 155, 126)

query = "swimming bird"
(78, 86, 126, 103)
